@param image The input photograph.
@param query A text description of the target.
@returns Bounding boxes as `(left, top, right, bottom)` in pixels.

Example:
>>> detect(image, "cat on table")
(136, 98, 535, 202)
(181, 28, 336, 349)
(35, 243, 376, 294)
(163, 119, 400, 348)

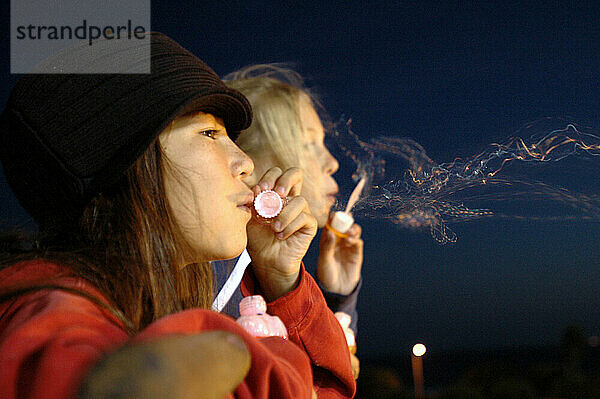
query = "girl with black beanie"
(0, 33, 355, 398)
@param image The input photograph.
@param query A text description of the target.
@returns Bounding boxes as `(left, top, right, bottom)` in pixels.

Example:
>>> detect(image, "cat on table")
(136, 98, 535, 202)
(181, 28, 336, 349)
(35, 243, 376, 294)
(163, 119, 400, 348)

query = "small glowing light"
(412, 343, 426, 357)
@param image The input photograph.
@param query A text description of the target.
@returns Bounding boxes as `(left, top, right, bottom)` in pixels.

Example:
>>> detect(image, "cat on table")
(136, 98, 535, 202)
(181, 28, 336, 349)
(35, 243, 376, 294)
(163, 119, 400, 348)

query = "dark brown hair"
(1, 138, 213, 332)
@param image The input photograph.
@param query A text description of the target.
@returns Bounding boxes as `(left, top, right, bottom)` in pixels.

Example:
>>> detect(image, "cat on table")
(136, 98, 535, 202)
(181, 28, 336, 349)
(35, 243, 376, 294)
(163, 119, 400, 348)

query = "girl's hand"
(316, 219, 363, 295)
(246, 167, 318, 301)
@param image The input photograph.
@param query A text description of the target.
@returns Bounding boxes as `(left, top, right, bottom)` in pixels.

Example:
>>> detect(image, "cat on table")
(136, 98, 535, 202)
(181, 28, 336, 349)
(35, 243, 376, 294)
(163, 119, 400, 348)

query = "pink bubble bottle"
(236, 295, 288, 339)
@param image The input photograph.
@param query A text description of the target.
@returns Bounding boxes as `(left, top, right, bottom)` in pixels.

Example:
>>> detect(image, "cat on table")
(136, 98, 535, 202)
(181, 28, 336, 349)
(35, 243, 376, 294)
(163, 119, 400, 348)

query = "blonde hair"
(224, 64, 326, 174)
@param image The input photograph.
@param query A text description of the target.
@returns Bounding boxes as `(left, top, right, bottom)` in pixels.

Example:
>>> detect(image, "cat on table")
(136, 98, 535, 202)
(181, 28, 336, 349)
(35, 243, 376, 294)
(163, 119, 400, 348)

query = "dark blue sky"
(1, 1, 599, 356)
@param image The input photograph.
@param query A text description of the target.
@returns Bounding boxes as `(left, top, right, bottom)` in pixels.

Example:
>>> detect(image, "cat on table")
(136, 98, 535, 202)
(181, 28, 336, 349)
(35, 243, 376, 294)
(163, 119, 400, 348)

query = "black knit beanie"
(0, 32, 252, 231)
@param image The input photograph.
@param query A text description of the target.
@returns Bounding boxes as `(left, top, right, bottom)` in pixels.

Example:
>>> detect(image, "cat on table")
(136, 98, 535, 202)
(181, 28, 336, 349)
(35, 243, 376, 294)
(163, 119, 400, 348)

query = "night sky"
(1, 2, 599, 357)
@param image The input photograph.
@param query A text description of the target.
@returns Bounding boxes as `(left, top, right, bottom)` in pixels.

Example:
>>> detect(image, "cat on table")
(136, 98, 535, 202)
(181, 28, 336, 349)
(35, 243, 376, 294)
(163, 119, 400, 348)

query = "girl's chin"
(187, 240, 247, 264)
(224, 238, 248, 260)
(316, 213, 329, 229)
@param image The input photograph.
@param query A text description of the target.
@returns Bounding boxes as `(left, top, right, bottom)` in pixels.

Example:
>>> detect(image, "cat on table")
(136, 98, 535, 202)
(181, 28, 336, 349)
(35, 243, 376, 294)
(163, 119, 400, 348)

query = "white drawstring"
(211, 249, 252, 312)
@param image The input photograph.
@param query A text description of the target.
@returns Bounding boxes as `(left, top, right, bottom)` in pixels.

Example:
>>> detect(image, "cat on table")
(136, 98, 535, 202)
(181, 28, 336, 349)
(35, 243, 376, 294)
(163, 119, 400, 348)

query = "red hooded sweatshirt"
(0, 260, 356, 398)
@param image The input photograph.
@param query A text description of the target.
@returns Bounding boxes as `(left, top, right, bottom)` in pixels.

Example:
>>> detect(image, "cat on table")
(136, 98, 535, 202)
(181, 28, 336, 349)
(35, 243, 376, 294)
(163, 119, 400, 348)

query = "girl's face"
(159, 112, 255, 263)
(298, 100, 339, 227)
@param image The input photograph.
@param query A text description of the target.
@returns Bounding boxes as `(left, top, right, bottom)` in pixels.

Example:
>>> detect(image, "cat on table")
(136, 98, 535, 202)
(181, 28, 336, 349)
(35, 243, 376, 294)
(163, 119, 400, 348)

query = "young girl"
(224, 66, 364, 378)
(0, 34, 355, 398)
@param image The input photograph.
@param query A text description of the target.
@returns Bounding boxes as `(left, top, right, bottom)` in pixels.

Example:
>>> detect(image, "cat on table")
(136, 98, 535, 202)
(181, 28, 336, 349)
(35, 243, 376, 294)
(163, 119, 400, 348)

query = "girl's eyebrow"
(172, 120, 216, 132)
(185, 115, 221, 129)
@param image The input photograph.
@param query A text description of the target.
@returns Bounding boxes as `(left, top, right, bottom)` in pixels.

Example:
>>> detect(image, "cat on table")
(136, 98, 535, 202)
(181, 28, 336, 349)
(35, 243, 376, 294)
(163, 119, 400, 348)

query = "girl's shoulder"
(0, 259, 120, 328)
(0, 258, 68, 286)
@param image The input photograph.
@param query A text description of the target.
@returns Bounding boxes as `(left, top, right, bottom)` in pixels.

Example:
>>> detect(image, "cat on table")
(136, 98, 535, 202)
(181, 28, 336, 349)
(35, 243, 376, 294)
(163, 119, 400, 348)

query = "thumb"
(319, 226, 337, 256)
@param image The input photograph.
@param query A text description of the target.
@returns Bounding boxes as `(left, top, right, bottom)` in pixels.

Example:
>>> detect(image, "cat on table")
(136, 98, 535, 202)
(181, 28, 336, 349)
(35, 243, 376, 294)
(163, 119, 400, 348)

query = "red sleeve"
(241, 264, 356, 398)
(0, 266, 316, 399)
(0, 290, 130, 399)
(134, 310, 314, 399)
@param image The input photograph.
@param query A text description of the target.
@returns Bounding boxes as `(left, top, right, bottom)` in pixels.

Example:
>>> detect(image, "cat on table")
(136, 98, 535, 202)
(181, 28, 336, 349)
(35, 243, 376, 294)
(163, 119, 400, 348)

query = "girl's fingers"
(273, 167, 303, 197)
(271, 196, 309, 232)
(271, 196, 316, 239)
(254, 167, 303, 197)
(340, 237, 364, 248)
(256, 167, 283, 191)
(276, 212, 317, 240)
(339, 224, 363, 247)
(320, 226, 337, 251)
(346, 223, 362, 238)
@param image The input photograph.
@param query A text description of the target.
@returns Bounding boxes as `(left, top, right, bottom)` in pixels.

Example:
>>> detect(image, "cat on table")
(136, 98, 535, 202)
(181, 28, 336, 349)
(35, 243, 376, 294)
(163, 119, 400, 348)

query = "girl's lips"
(236, 192, 255, 215)
(237, 204, 252, 213)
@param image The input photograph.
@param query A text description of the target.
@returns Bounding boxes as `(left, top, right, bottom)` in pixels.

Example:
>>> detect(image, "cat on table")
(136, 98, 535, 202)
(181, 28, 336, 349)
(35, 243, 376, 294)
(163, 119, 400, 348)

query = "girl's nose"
(324, 150, 339, 175)
(231, 141, 255, 178)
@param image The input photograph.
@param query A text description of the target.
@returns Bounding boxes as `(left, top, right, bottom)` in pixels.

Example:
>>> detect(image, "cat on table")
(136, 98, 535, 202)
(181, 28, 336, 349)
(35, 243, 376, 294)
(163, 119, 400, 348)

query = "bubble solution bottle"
(325, 175, 366, 238)
(236, 295, 288, 339)
(253, 189, 287, 223)
(335, 312, 356, 354)
(326, 211, 354, 238)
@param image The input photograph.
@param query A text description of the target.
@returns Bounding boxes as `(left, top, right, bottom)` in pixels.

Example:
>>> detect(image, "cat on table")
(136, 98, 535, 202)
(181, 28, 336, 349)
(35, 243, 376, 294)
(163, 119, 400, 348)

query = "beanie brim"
(173, 90, 251, 141)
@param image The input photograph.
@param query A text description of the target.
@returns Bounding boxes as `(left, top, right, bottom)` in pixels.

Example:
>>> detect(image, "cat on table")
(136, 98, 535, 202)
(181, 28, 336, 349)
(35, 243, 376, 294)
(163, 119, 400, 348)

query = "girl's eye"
(199, 129, 219, 139)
